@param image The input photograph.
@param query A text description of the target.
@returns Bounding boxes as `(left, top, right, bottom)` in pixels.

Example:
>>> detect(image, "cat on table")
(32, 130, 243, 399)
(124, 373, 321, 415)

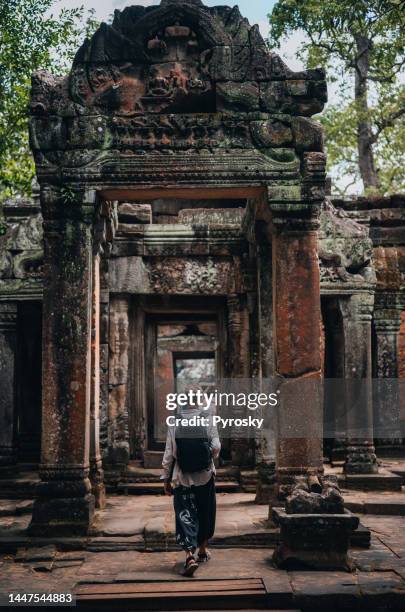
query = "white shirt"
(161, 408, 221, 488)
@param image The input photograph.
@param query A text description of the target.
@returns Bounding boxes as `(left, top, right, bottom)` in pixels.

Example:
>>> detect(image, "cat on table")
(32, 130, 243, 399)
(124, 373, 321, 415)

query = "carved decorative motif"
(0, 205, 44, 281)
(149, 257, 238, 294)
(319, 200, 375, 286)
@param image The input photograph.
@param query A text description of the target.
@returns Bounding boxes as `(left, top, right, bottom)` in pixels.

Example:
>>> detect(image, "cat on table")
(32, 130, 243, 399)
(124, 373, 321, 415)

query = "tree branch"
(372, 108, 405, 143)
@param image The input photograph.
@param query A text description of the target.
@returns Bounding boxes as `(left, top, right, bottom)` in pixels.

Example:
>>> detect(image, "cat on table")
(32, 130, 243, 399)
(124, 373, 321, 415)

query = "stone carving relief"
(149, 257, 240, 293)
(68, 12, 215, 116)
(109, 255, 241, 294)
(0, 206, 44, 281)
(319, 200, 375, 285)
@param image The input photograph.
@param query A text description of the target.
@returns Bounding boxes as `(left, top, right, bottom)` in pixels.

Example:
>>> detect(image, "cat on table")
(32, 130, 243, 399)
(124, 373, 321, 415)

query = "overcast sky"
(51, 0, 306, 71)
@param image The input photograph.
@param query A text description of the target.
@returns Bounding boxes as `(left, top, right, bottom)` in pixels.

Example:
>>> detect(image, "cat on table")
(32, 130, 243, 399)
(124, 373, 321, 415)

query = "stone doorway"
(16, 302, 42, 464)
(24, 0, 329, 534)
(146, 315, 218, 450)
(137, 299, 228, 468)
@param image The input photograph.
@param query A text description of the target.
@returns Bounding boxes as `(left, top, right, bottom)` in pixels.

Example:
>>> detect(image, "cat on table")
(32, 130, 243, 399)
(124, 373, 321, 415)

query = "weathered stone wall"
(1, 188, 403, 476)
(332, 194, 405, 444)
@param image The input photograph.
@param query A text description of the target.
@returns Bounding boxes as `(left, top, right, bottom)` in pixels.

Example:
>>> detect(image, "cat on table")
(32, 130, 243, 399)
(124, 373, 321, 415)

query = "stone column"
(226, 294, 253, 466)
(255, 229, 277, 494)
(373, 293, 403, 444)
(29, 186, 96, 535)
(339, 293, 378, 474)
(99, 258, 110, 461)
(108, 296, 131, 468)
(272, 210, 323, 498)
(89, 253, 106, 508)
(0, 302, 18, 473)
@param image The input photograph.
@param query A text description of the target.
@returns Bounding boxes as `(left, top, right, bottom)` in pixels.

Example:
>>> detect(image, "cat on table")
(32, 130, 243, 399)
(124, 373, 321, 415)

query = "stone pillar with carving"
(373, 292, 403, 445)
(254, 227, 277, 501)
(108, 296, 131, 468)
(29, 186, 96, 535)
(0, 302, 18, 473)
(339, 293, 378, 474)
(226, 294, 253, 466)
(272, 207, 323, 498)
(89, 252, 106, 509)
(99, 257, 110, 461)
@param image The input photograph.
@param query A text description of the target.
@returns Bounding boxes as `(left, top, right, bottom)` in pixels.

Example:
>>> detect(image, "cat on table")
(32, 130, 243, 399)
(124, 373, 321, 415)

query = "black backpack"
(175, 417, 211, 473)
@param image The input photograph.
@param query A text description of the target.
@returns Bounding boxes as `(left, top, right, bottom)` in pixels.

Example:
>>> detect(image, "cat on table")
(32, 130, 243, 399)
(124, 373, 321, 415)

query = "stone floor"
(3, 489, 405, 547)
(1, 456, 405, 608)
(0, 493, 274, 550)
(1, 531, 405, 610)
(1, 492, 405, 608)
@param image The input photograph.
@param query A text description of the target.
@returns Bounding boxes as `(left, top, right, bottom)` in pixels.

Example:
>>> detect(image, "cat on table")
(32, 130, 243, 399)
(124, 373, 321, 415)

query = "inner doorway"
(146, 314, 220, 452)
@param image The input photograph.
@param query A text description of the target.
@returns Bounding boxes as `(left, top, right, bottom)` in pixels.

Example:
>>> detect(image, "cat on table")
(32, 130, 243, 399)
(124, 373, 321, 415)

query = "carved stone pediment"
(29, 0, 327, 193)
(69, 20, 215, 115)
(30, 1, 326, 119)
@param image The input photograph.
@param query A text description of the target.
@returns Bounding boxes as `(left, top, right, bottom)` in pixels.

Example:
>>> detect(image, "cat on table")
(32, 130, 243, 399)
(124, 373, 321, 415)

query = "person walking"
(162, 404, 221, 577)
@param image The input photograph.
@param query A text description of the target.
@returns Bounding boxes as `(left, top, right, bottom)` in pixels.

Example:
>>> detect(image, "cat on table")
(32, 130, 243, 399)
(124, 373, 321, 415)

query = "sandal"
(197, 551, 211, 563)
(183, 556, 199, 577)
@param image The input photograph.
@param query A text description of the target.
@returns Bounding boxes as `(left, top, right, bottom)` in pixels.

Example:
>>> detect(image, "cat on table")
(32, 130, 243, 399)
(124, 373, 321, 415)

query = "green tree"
(0, 0, 97, 202)
(268, 0, 405, 194)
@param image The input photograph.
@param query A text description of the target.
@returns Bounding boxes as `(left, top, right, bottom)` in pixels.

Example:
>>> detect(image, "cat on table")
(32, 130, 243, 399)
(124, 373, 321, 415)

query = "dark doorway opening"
(16, 301, 42, 463)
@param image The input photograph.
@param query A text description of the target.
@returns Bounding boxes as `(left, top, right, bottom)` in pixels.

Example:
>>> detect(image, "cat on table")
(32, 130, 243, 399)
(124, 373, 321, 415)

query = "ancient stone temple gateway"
(0, 0, 404, 536)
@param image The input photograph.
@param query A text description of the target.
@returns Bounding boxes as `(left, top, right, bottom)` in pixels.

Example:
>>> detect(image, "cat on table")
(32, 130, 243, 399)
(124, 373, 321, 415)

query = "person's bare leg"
(197, 540, 211, 562)
(198, 540, 208, 555)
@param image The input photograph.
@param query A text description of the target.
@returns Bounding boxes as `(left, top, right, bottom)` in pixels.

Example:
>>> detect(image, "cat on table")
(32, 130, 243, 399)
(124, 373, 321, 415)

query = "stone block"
(260, 81, 290, 113)
(216, 82, 260, 112)
(292, 117, 324, 152)
(250, 120, 293, 148)
(272, 508, 359, 571)
(118, 203, 152, 224)
(255, 482, 277, 505)
(290, 571, 360, 609)
(29, 494, 95, 537)
(358, 571, 405, 607)
(344, 470, 402, 492)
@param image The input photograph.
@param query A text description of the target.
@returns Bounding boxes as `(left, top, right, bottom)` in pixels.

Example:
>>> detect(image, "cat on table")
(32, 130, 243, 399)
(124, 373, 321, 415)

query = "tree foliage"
(0, 0, 97, 202)
(268, 0, 405, 195)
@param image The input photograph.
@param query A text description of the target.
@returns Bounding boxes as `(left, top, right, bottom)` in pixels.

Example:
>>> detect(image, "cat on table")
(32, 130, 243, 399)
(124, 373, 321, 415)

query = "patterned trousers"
(173, 476, 216, 552)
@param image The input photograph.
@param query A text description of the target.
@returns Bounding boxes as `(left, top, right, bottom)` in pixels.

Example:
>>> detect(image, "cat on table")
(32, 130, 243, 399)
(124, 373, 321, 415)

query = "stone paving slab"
(0, 500, 33, 517)
(2, 492, 404, 554)
(0, 491, 404, 560)
(343, 488, 405, 514)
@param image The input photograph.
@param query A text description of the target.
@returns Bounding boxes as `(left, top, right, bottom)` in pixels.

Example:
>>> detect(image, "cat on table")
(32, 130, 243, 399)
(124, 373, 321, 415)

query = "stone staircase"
(0, 470, 39, 499)
(116, 462, 242, 495)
